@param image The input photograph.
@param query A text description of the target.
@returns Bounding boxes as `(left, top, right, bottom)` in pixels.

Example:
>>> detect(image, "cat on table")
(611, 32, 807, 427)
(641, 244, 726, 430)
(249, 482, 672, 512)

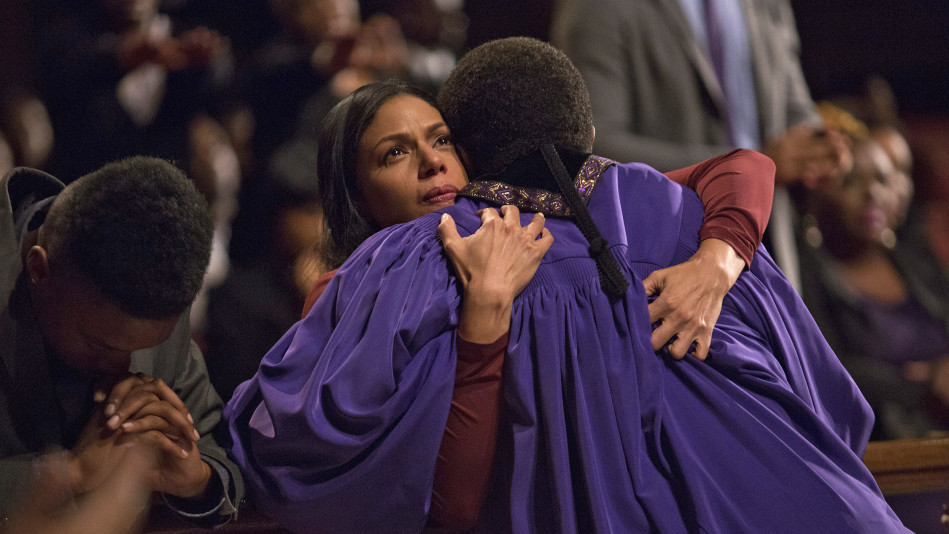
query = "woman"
(227, 80, 777, 531)
(799, 111, 949, 441)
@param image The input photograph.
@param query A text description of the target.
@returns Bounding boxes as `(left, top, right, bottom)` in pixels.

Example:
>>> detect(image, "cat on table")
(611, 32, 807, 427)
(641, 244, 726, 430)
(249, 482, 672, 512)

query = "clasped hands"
(67, 373, 211, 501)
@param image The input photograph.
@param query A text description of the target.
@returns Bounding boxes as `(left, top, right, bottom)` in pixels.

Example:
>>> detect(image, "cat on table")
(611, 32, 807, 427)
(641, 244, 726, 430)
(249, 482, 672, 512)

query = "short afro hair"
(438, 37, 594, 177)
(42, 156, 213, 319)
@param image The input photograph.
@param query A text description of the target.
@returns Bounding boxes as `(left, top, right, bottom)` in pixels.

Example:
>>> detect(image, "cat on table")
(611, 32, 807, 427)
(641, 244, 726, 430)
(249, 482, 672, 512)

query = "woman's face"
(817, 139, 901, 245)
(355, 95, 468, 228)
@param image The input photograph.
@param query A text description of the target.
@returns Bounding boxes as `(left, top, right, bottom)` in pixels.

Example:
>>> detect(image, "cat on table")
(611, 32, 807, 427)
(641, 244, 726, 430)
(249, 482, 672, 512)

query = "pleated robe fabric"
(224, 159, 907, 533)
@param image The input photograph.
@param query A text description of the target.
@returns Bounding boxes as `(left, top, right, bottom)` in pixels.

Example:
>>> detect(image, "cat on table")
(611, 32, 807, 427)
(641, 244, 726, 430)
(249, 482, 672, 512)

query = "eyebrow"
(371, 122, 449, 151)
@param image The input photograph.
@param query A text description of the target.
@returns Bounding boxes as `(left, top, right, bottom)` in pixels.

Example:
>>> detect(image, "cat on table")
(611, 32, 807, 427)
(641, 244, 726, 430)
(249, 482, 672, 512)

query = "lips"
(423, 184, 458, 204)
(862, 205, 887, 229)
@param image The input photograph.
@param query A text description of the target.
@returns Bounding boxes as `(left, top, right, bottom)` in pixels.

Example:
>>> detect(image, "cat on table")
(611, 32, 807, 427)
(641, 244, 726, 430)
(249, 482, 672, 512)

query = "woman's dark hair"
(317, 79, 437, 267)
(438, 37, 593, 177)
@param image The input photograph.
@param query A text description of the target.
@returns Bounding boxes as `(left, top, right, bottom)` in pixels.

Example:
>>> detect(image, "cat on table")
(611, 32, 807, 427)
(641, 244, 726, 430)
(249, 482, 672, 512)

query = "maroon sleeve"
(301, 268, 339, 318)
(664, 148, 776, 267)
(428, 332, 507, 530)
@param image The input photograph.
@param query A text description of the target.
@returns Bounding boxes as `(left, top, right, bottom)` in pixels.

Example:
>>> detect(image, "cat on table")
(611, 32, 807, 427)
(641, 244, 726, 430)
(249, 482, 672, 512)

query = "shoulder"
(345, 212, 446, 269)
(328, 212, 457, 306)
(129, 313, 194, 382)
(590, 159, 703, 266)
(601, 160, 699, 207)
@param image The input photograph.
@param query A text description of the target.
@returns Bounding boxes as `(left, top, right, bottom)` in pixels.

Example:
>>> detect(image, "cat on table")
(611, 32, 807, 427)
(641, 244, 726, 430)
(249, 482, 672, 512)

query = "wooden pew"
(864, 437, 949, 533)
(864, 437, 949, 496)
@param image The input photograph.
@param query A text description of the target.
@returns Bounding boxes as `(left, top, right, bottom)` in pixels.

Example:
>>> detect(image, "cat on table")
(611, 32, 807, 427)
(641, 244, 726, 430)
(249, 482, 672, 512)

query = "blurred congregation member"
(905, 116, 949, 273)
(232, 0, 409, 185)
(185, 113, 244, 344)
(0, 89, 54, 172)
(205, 139, 327, 401)
(797, 103, 949, 440)
(360, 0, 468, 93)
(29, 0, 234, 182)
(551, 0, 851, 290)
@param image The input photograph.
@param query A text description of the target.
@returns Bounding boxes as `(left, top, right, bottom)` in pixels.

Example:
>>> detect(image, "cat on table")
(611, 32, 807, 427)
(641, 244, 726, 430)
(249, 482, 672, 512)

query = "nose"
(866, 172, 890, 202)
(419, 146, 447, 180)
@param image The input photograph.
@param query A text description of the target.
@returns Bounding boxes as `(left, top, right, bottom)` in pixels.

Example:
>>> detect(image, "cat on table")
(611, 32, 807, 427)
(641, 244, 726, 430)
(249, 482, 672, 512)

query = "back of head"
(437, 37, 593, 177)
(42, 156, 213, 319)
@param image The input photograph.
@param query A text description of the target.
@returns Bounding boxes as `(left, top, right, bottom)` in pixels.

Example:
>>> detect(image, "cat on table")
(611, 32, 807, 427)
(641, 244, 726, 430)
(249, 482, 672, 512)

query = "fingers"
(102, 376, 197, 444)
(437, 213, 460, 246)
(651, 326, 709, 361)
(97, 374, 149, 417)
(650, 320, 676, 352)
(524, 212, 547, 239)
(536, 227, 555, 254)
(648, 286, 712, 360)
(105, 374, 189, 421)
(118, 404, 200, 445)
(498, 204, 520, 225)
(643, 270, 665, 302)
(121, 429, 193, 461)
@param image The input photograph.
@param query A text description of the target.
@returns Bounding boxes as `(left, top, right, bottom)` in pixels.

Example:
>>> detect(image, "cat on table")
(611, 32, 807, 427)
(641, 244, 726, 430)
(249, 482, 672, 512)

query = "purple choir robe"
(224, 155, 908, 533)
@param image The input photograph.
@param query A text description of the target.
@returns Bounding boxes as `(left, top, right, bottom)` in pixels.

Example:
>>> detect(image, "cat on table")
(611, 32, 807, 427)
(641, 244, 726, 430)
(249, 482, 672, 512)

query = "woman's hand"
(643, 238, 745, 360)
(438, 205, 553, 343)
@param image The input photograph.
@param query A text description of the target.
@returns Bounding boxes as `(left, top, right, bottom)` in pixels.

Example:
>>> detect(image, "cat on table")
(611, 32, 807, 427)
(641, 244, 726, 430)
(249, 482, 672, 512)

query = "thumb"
(437, 213, 460, 245)
(642, 269, 664, 297)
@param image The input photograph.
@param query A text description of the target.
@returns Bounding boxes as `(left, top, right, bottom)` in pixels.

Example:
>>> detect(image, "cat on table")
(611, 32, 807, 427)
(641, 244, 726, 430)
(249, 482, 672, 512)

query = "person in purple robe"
(225, 37, 907, 533)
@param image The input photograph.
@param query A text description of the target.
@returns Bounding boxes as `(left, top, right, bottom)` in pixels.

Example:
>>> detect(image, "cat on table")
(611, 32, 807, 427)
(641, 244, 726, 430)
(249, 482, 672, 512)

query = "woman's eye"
(435, 135, 452, 148)
(383, 147, 406, 164)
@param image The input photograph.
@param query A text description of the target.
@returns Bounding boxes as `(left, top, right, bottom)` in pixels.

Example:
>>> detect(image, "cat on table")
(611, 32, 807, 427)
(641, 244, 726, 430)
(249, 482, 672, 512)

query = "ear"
(24, 245, 50, 284)
(591, 125, 596, 147)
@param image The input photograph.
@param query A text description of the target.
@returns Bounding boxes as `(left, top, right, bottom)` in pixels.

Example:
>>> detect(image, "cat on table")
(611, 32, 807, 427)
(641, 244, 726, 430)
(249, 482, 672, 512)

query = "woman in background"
(799, 104, 949, 440)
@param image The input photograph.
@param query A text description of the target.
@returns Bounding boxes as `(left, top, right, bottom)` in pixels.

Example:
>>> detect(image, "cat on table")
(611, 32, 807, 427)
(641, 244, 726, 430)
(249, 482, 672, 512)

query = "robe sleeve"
(664, 148, 775, 267)
(225, 215, 462, 533)
(301, 260, 506, 530)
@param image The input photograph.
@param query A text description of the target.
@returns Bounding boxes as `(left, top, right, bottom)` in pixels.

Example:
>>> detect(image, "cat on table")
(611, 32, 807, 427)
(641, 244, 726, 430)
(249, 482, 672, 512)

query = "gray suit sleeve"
(776, 1, 820, 130)
(132, 315, 245, 526)
(167, 340, 244, 525)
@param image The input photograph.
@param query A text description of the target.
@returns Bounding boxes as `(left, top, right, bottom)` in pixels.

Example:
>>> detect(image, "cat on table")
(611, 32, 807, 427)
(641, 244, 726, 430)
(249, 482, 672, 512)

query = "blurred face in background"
(816, 139, 902, 247)
(870, 126, 914, 227)
(272, 0, 360, 46)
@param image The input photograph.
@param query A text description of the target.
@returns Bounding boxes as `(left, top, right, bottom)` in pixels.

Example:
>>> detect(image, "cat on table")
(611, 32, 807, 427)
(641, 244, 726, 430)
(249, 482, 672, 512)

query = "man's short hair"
(42, 156, 213, 319)
(437, 37, 594, 177)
